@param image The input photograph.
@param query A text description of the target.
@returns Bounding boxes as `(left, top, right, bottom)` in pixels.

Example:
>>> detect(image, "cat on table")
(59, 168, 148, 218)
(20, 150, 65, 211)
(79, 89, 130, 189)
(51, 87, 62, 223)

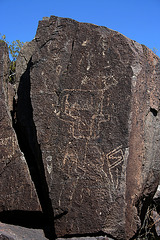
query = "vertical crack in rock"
(66, 39, 75, 72)
(0, 41, 42, 230)
(12, 58, 56, 240)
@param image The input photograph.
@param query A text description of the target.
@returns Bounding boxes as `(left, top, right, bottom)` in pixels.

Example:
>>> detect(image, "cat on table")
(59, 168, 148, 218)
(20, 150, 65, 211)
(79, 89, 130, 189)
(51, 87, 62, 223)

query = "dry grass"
(136, 201, 160, 240)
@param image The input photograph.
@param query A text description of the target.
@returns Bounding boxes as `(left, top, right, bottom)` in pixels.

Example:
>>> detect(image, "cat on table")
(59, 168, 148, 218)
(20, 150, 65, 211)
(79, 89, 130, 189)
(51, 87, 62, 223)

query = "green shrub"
(0, 33, 24, 83)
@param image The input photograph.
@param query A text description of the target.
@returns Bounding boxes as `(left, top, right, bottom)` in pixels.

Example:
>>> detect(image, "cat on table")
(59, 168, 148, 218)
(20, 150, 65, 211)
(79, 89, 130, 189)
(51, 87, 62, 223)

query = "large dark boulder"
(12, 16, 160, 239)
(0, 42, 41, 213)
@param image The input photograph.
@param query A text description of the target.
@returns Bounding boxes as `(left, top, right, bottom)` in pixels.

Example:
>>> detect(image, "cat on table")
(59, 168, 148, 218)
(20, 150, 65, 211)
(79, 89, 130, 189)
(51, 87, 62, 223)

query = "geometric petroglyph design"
(106, 145, 123, 169)
(105, 145, 124, 189)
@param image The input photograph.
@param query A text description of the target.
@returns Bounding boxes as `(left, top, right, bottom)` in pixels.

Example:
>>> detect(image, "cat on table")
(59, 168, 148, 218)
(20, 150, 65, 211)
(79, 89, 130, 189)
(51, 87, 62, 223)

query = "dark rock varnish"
(1, 16, 160, 240)
(0, 42, 41, 212)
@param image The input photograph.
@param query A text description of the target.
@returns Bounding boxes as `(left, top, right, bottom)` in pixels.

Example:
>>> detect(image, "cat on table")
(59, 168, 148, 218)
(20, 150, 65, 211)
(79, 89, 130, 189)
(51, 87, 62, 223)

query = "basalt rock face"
(0, 42, 41, 213)
(4, 16, 160, 239)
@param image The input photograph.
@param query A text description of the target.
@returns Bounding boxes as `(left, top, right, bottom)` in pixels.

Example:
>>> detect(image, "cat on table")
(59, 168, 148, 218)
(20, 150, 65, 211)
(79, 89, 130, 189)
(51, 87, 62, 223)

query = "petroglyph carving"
(102, 74, 118, 90)
(57, 89, 108, 140)
(81, 76, 90, 85)
(56, 65, 62, 75)
(63, 145, 78, 177)
(54, 88, 125, 192)
(104, 145, 124, 189)
(54, 86, 124, 202)
(46, 155, 53, 174)
(82, 40, 89, 46)
(58, 144, 83, 209)
(0, 136, 17, 160)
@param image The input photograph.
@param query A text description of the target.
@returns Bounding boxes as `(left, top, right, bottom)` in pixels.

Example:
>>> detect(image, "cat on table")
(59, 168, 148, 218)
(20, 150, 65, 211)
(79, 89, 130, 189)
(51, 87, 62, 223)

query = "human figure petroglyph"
(59, 142, 124, 208)
(58, 89, 107, 140)
(63, 145, 79, 177)
(56, 89, 124, 178)
(53, 87, 125, 204)
(84, 143, 124, 190)
(58, 144, 84, 210)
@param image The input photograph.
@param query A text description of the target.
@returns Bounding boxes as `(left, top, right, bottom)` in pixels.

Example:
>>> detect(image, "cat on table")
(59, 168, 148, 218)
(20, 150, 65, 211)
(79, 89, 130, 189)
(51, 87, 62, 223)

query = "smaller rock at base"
(0, 222, 47, 240)
(57, 236, 114, 240)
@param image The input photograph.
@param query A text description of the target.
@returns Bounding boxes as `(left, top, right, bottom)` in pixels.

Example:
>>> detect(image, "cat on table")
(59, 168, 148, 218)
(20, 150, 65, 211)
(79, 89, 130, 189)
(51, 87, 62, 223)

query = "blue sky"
(0, 0, 160, 57)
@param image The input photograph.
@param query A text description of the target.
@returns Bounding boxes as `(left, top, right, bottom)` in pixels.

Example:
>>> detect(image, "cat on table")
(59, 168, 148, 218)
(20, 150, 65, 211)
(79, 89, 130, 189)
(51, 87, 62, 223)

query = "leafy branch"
(0, 33, 24, 83)
(152, 47, 158, 54)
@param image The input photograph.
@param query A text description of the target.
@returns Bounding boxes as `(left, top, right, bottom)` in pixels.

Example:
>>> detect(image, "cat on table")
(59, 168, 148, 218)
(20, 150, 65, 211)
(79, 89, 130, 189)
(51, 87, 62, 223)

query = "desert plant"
(0, 33, 24, 83)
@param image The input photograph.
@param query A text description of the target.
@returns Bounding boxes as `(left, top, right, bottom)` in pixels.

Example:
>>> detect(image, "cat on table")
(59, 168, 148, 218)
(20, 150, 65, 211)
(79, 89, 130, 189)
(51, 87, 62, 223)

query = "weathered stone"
(154, 184, 160, 199)
(16, 16, 160, 239)
(7, 83, 15, 113)
(0, 42, 41, 212)
(0, 222, 47, 240)
(57, 237, 114, 240)
(152, 210, 160, 236)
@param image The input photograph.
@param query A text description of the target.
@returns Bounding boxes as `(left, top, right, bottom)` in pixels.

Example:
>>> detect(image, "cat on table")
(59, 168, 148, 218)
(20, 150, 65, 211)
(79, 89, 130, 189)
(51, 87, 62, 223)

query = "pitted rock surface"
(0, 41, 41, 212)
(15, 16, 160, 239)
